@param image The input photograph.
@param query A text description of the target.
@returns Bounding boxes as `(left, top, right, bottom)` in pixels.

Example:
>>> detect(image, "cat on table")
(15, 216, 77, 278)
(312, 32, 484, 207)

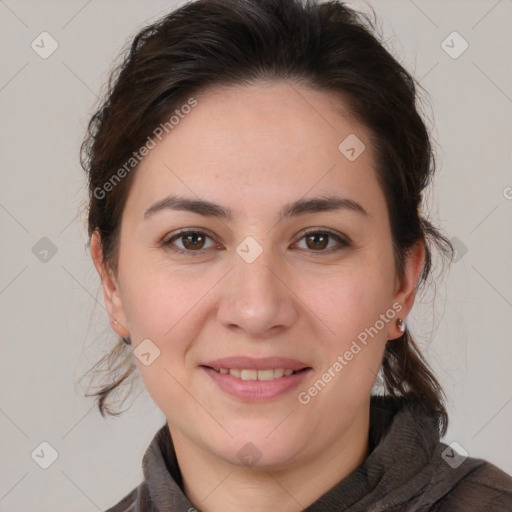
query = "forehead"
(123, 81, 386, 223)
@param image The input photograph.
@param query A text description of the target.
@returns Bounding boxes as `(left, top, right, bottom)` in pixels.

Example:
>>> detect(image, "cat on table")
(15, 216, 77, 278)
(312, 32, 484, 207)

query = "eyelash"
(160, 228, 351, 257)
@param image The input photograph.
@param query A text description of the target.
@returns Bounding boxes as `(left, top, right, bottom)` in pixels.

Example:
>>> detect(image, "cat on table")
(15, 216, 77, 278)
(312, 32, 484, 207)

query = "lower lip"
(200, 366, 312, 402)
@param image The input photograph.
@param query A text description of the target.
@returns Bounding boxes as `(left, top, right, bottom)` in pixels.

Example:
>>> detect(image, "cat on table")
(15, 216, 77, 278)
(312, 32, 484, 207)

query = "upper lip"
(200, 356, 311, 371)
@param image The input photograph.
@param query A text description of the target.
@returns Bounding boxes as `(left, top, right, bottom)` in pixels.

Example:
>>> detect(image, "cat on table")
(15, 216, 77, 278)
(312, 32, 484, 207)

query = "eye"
(161, 228, 350, 256)
(293, 229, 350, 253)
(161, 229, 218, 255)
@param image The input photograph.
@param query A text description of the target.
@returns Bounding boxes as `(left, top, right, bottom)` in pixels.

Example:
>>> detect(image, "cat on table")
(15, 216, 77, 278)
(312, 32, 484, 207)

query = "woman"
(81, 0, 512, 510)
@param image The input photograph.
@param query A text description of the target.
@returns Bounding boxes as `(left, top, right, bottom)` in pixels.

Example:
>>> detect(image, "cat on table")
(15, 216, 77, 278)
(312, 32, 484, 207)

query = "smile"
(209, 367, 299, 380)
(200, 365, 312, 402)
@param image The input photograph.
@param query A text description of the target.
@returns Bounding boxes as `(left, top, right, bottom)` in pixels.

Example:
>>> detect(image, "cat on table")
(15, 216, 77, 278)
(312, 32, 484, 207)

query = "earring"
(113, 319, 119, 325)
(396, 317, 405, 333)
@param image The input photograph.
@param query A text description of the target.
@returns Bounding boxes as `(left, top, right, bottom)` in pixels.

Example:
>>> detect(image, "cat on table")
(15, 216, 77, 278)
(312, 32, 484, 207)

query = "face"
(92, 81, 423, 470)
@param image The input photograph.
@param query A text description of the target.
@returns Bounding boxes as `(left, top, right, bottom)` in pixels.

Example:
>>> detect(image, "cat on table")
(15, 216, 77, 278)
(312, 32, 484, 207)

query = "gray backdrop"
(1, 0, 511, 510)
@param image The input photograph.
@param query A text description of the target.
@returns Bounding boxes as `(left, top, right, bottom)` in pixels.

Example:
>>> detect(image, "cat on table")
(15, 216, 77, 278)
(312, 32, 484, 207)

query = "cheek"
(302, 263, 394, 395)
(120, 266, 210, 414)
(307, 263, 394, 336)
(122, 268, 206, 343)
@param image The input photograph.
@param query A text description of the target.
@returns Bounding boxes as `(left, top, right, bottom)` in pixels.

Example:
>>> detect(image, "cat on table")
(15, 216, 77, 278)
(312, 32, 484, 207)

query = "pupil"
(307, 233, 327, 250)
(185, 233, 203, 249)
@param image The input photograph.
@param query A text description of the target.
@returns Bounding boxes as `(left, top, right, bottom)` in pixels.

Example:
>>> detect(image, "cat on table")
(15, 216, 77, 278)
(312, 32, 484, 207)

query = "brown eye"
(295, 230, 350, 253)
(162, 230, 216, 254)
(305, 232, 329, 250)
(162, 228, 349, 256)
(180, 232, 206, 250)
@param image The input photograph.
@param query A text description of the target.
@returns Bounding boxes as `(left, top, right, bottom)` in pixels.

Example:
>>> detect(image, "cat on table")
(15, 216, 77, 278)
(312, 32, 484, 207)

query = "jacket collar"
(140, 395, 443, 511)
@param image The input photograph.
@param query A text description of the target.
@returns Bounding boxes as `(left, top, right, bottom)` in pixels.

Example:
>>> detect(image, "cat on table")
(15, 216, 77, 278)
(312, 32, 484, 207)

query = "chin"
(214, 428, 306, 471)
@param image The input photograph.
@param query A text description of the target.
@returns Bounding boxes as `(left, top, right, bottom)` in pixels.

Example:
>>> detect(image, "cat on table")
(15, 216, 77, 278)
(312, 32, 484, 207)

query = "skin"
(91, 80, 424, 512)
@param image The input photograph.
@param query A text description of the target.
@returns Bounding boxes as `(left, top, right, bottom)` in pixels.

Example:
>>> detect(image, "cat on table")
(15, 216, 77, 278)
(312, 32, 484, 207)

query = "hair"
(80, 0, 453, 435)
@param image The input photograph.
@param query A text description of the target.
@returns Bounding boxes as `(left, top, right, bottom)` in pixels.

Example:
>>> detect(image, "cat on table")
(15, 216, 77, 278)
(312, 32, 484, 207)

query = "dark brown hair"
(80, 0, 453, 434)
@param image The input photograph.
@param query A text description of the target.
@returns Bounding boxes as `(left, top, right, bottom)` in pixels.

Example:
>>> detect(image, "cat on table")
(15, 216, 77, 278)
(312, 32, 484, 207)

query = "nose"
(216, 241, 299, 338)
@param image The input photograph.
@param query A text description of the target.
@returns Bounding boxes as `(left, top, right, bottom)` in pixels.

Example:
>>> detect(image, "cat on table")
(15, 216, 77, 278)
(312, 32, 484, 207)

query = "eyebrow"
(143, 193, 368, 221)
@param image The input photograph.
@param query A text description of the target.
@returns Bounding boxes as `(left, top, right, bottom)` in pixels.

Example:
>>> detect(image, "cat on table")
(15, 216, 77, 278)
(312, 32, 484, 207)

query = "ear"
(90, 230, 130, 338)
(387, 239, 425, 340)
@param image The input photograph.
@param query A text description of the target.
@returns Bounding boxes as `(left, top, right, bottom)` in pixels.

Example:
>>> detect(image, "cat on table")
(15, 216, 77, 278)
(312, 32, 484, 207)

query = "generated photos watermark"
(93, 97, 198, 200)
(297, 301, 403, 405)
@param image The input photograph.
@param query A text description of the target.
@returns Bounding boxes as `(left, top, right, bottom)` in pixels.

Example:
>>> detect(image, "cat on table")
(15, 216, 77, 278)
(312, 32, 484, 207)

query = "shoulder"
(104, 481, 155, 512)
(432, 458, 512, 512)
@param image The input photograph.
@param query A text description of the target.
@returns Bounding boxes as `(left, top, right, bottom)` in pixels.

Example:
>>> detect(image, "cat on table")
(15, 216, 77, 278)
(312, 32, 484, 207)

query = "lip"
(200, 366, 312, 402)
(200, 356, 311, 371)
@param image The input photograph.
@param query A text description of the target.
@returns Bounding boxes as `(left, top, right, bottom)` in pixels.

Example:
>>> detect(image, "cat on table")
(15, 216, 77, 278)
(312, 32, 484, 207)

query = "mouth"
(201, 366, 309, 380)
(198, 357, 313, 402)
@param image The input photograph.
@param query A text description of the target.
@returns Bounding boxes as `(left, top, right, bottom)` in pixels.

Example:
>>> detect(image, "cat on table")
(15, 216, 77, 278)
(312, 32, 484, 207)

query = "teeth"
(241, 369, 258, 380)
(213, 367, 299, 380)
(257, 369, 275, 381)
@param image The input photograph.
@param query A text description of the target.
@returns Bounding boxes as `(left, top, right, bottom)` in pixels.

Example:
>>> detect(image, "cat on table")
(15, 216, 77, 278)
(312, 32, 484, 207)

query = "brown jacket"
(105, 395, 512, 511)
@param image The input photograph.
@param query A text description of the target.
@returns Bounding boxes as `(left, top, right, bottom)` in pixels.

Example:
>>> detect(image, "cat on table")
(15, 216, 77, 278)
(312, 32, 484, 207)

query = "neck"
(169, 407, 370, 512)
